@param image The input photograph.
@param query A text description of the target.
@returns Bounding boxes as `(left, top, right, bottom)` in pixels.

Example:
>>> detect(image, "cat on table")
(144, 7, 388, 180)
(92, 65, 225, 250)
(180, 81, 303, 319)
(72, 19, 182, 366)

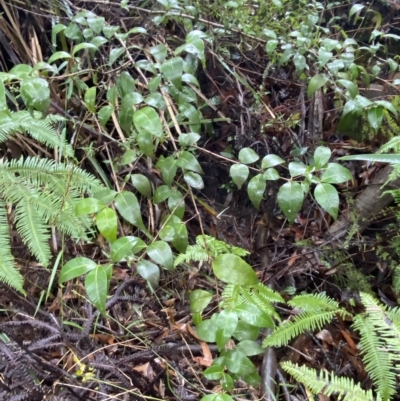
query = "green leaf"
(171, 221, 188, 253)
(233, 321, 260, 341)
(261, 154, 285, 169)
(337, 79, 359, 99)
(103, 25, 119, 39)
(115, 191, 146, 230)
(314, 183, 339, 220)
(203, 366, 223, 380)
(137, 130, 154, 157)
(321, 163, 353, 184)
(262, 168, 280, 181)
(266, 40, 278, 54)
(200, 394, 234, 401)
(289, 162, 307, 177)
(238, 148, 259, 164)
(307, 74, 329, 98)
(367, 106, 384, 130)
(349, 4, 365, 18)
(247, 174, 266, 209)
(190, 290, 213, 314)
(168, 190, 185, 219)
(197, 313, 219, 342)
(223, 349, 257, 376)
(230, 164, 249, 189)
(85, 265, 109, 315)
(235, 303, 274, 328)
(98, 105, 114, 126)
(72, 42, 98, 55)
(75, 198, 105, 215)
(277, 182, 304, 224)
(184, 172, 204, 189)
(119, 93, 141, 134)
(236, 340, 264, 356)
(96, 207, 117, 243)
(133, 106, 163, 139)
(161, 57, 183, 90)
(117, 72, 136, 98)
(147, 241, 174, 270)
(212, 254, 258, 285)
(150, 43, 167, 62)
(216, 310, 238, 350)
(109, 47, 124, 65)
(293, 53, 306, 74)
(137, 260, 160, 287)
(153, 185, 173, 203)
(59, 257, 97, 283)
(179, 132, 201, 147)
(84, 87, 96, 113)
(314, 146, 331, 169)
(156, 156, 178, 187)
(339, 154, 400, 163)
(87, 16, 105, 34)
(94, 189, 117, 205)
(20, 77, 50, 113)
(48, 51, 71, 64)
(177, 151, 203, 174)
(131, 174, 152, 198)
(110, 236, 146, 262)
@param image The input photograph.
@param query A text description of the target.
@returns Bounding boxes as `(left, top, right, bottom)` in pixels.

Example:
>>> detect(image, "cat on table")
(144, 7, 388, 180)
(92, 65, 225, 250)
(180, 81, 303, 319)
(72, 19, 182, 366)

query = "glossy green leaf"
(20, 77, 50, 113)
(48, 51, 71, 64)
(200, 394, 234, 401)
(161, 57, 183, 90)
(367, 106, 384, 130)
(171, 221, 188, 253)
(94, 189, 117, 205)
(236, 340, 264, 356)
(321, 163, 353, 184)
(203, 365, 223, 380)
(177, 151, 204, 174)
(293, 53, 306, 73)
(266, 40, 278, 54)
(115, 191, 145, 230)
(133, 107, 163, 139)
(150, 43, 167, 62)
(84, 87, 96, 113)
(230, 164, 249, 189)
(349, 4, 365, 18)
(109, 47, 125, 65)
(72, 42, 98, 55)
(137, 130, 154, 157)
(110, 236, 146, 262)
(233, 321, 260, 341)
(314, 183, 339, 220)
(103, 25, 119, 38)
(153, 185, 173, 203)
(314, 146, 331, 169)
(168, 189, 185, 219)
(96, 207, 117, 243)
(339, 154, 400, 164)
(289, 162, 307, 177)
(196, 313, 219, 342)
(262, 168, 280, 181)
(75, 198, 105, 215)
(156, 156, 178, 187)
(59, 257, 97, 283)
(117, 72, 136, 98)
(119, 93, 142, 134)
(137, 260, 160, 287)
(179, 132, 201, 147)
(98, 105, 114, 126)
(147, 241, 174, 270)
(223, 349, 257, 376)
(85, 265, 109, 315)
(261, 154, 285, 169)
(238, 148, 259, 164)
(87, 16, 105, 34)
(91, 36, 108, 48)
(307, 73, 329, 98)
(131, 174, 152, 198)
(277, 182, 304, 224)
(184, 171, 204, 189)
(212, 254, 258, 285)
(235, 303, 274, 328)
(247, 174, 266, 209)
(190, 290, 213, 314)
(145, 92, 166, 109)
(337, 79, 359, 99)
(216, 310, 238, 350)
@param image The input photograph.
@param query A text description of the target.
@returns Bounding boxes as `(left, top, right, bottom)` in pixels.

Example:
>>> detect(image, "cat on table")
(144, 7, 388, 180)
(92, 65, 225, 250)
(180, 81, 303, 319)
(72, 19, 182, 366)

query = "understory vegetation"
(1, 0, 400, 400)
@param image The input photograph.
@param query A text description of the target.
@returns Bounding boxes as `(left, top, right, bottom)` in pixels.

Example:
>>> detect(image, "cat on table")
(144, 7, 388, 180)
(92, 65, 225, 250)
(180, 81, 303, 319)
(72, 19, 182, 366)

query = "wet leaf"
(314, 183, 339, 220)
(277, 182, 304, 224)
(321, 163, 353, 184)
(235, 303, 274, 328)
(261, 154, 285, 169)
(147, 240, 174, 270)
(161, 57, 183, 90)
(133, 106, 163, 139)
(247, 174, 266, 209)
(184, 171, 204, 189)
(177, 151, 204, 174)
(238, 148, 259, 164)
(137, 260, 160, 287)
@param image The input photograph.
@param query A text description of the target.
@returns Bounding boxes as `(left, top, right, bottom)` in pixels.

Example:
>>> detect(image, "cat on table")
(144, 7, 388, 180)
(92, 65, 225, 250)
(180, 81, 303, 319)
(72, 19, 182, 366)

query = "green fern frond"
(0, 200, 24, 293)
(252, 283, 285, 303)
(380, 133, 400, 154)
(221, 284, 240, 308)
(239, 287, 279, 319)
(281, 362, 374, 401)
(263, 310, 343, 347)
(288, 293, 339, 311)
(174, 245, 209, 266)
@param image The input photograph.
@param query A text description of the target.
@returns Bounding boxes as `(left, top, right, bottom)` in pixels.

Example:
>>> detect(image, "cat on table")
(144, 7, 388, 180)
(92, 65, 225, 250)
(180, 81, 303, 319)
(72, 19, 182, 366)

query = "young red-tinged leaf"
(314, 183, 339, 220)
(59, 257, 97, 283)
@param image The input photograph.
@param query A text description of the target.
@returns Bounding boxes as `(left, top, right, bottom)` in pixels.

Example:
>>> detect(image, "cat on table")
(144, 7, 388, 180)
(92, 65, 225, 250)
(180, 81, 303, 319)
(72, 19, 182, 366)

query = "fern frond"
(0, 201, 24, 293)
(379, 134, 400, 154)
(263, 310, 343, 347)
(281, 362, 374, 401)
(252, 283, 285, 303)
(288, 293, 339, 311)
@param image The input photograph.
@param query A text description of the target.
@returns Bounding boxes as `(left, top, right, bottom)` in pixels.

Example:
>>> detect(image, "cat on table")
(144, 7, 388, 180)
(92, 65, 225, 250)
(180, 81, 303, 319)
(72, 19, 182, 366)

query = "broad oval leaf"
(147, 240, 174, 270)
(115, 191, 145, 230)
(277, 182, 304, 224)
(85, 265, 109, 315)
(247, 174, 266, 209)
(196, 313, 219, 342)
(59, 257, 97, 283)
(75, 198, 105, 215)
(212, 254, 258, 285)
(153, 185, 173, 203)
(261, 154, 285, 169)
(161, 57, 183, 90)
(137, 260, 160, 287)
(131, 174, 152, 198)
(314, 183, 339, 220)
(156, 156, 178, 187)
(235, 303, 274, 328)
(262, 168, 280, 181)
(367, 106, 384, 130)
(238, 148, 259, 164)
(321, 163, 353, 184)
(307, 73, 329, 98)
(110, 236, 147, 262)
(289, 162, 307, 178)
(200, 394, 234, 401)
(98, 105, 114, 126)
(177, 151, 204, 174)
(314, 146, 331, 169)
(223, 349, 257, 376)
(137, 130, 154, 157)
(190, 289, 213, 314)
(215, 310, 239, 350)
(96, 207, 117, 243)
(133, 106, 163, 139)
(184, 171, 204, 189)
(233, 321, 260, 341)
(20, 77, 50, 113)
(236, 340, 264, 356)
(230, 164, 249, 189)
